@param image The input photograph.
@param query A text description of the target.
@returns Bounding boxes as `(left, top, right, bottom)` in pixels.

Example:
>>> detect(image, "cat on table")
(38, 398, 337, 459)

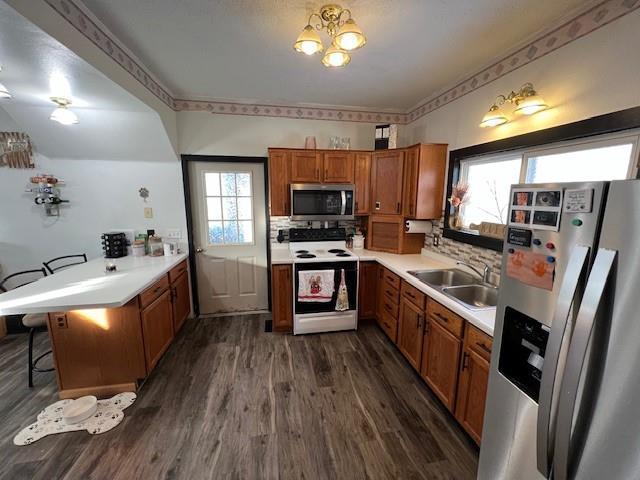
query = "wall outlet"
(144, 207, 153, 219)
(433, 233, 441, 247)
(167, 229, 182, 239)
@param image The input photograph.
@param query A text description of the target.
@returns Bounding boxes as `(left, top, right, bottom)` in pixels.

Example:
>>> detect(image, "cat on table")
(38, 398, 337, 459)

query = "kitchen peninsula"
(0, 255, 191, 399)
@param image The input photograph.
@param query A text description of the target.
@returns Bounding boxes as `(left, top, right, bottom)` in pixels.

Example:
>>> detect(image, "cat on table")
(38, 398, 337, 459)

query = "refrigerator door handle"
(553, 248, 617, 480)
(536, 245, 591, 477)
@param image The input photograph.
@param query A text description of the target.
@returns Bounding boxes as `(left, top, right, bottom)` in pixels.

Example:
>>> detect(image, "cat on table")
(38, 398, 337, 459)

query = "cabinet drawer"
(427, 299, 464, 338)
(382, 283, 400, 305)
(401, 281, 426, 310)
(379, 310, 398, 343)
(381, 295, 399, 318)
(381, 268, 401, 290)
(139, 275, 170, 308)
(466, 324, 493, 361)
(169, 260, 188, 283)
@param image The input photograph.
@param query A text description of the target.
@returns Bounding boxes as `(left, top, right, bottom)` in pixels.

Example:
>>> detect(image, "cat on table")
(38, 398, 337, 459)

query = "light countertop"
(269, 244, 496, 336)
(0, 254, 188, 315)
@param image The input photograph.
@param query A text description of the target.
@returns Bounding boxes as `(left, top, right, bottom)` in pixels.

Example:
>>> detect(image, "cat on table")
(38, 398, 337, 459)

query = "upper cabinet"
(290, 151, 322, 183)
(323, 152, 354, 183)
(354, 153, 371, 215)
(268, 150, 290, 216)
(403, 144, 448, 219)
(371, 150, 405, 215)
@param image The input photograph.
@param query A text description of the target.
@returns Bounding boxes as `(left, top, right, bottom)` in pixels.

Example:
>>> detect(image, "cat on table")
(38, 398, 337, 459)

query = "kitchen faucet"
(457, 260, 493, 285)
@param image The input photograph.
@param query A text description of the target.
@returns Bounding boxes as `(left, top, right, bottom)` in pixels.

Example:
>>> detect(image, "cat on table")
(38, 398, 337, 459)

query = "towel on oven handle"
(298, 269, 335, 303)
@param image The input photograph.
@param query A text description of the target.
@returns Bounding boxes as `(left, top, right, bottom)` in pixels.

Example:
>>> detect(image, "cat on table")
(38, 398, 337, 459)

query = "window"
(454, 132, 639, 234)
(459, 155, 522, 227)
(204, 172, 254, 245)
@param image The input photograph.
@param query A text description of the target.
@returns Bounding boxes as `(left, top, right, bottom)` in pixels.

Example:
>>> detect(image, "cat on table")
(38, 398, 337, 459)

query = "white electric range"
(288, 228, 358, 335)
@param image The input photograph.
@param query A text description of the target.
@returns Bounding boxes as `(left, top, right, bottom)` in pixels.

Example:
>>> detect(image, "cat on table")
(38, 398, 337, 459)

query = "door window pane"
(203, 171, 255, 245)
(526, 143, 634, 183)
(460, 157, 522, 227)
(206, 197, 222, 220)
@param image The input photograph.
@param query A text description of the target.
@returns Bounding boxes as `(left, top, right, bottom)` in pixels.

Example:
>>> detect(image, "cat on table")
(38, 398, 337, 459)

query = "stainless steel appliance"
(290, 184, 355, 220)
(288, 228, 358, 334)
(479, 180, 640, 480)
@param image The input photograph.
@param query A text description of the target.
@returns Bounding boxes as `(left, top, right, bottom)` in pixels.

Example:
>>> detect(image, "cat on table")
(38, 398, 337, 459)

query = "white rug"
(13, 392, 136, 446)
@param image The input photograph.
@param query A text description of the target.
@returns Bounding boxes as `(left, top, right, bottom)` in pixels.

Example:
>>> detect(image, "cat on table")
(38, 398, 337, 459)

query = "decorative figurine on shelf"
(448, 182, 470, 230)
(25, 174, 69, 217)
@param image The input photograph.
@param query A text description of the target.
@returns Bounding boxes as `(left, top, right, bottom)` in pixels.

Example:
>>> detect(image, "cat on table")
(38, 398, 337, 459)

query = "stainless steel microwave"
(290, 184, 355, 221)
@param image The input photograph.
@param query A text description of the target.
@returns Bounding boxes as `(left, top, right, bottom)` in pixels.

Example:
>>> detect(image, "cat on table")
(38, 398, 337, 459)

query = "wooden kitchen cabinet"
(370, 150, 405, 214)
(456, 324, 492, 445)
(171, 270, 190, 332)
(323, 152, 354, 183)
(141, 289, 175, 372)
(271, 264, 293, 332)
(397, 295, 425, 370)
(268, 150, 290, 216)
(358, 261, 378, 320)
(376, 266, 400, 343)
(290, 151, 322, 183)
(402, 144, 448, 219)
(354, 153, 371, 214)
(367, 215, 425, 254)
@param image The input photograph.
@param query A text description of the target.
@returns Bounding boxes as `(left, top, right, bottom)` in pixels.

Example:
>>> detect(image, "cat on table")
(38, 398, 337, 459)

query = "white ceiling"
(81, 0, 591, 111)
(0, 1, 175, 161)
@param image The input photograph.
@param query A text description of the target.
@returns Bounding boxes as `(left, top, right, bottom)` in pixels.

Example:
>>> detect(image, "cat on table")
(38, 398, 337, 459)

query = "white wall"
(405, 9, 640, 150)
(178, 112, 378, 156)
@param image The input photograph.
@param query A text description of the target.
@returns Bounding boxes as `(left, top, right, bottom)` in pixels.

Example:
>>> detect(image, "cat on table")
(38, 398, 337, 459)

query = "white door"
(189, 161, 268, 314)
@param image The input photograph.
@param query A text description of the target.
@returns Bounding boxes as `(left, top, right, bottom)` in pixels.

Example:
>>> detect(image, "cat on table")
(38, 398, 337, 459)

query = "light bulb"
(299, 40, 321, 56)
(50, 107, 78, 125)
(322, 45, 350, 68)
(294, 25, 323, 55)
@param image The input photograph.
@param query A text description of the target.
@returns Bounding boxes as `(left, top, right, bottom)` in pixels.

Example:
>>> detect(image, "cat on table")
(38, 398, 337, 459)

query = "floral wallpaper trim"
(43, 0, 639, 125)
(406, 0, 640, 123)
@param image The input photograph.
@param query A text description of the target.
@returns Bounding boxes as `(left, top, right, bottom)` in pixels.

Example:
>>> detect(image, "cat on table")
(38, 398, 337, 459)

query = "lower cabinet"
(171, 271, 190, 332)
(141, 289, 175, 372)
(271, 264, 293, 332)
(397, 297, 425, 370)
(420, 318, 461, 412)
(358, 261, 378, 320)
(455, 325, 493, 445)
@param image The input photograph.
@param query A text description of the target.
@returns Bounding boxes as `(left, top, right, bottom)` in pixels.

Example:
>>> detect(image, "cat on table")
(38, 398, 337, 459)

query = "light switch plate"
(144, 207, 153, 219)
(167, 229, 182, 239)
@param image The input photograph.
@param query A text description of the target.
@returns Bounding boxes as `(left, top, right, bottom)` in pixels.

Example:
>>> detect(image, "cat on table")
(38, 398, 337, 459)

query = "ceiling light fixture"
(294, 4, 366, 68)
(49, 97, 79, 125)
(0, 66, 11, 99)
(480, 83, 548, 128)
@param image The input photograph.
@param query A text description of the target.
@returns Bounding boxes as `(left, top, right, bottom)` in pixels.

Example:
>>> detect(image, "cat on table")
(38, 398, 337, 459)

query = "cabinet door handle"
(461, 351, 470, 370)
(355, 201, 359, 211)
(476, 342, 492, 354)
(396, 202, 401, 213)
(424, 321, 430, 336)
(410, 204, 414, 215)
(416, 314, 423, 329)
(434, 312, 449, 323)
(316, 168, 320, 180)
(405, 291, 416, 299)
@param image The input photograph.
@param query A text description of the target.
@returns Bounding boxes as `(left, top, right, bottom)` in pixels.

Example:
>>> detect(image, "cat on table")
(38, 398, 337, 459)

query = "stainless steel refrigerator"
(479, 180, 640, 480)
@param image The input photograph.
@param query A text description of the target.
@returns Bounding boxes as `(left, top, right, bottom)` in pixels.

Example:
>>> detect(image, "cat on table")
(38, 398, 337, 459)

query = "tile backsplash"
(423, 218, 503, 284)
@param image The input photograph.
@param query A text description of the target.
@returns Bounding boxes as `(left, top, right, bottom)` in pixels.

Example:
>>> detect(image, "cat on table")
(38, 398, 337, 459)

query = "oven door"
(294, 261, 358, 314)
(290, 184, 354, 220)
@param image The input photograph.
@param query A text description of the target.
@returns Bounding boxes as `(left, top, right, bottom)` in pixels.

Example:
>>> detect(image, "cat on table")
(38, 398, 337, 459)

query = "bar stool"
(0, 268, 54, 387)
(43, 253, 87, 274)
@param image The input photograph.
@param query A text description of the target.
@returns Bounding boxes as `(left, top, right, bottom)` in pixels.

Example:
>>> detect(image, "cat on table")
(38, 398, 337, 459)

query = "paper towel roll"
(404, 220, 433, 234)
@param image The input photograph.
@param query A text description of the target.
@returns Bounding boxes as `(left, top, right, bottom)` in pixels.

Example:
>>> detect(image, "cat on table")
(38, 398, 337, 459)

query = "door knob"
(196, 248, 204, 253)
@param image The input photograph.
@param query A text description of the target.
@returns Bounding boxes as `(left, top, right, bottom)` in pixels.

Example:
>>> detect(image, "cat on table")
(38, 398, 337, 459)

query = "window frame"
(444, 106, 640, 252)
(201, 170, 256, 247)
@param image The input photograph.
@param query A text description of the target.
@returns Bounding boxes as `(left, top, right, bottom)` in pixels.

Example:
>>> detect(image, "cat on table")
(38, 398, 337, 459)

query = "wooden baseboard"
(58, 382, 137, 400)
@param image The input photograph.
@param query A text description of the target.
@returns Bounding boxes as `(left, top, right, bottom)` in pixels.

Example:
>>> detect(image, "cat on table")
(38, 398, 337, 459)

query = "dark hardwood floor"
(0, 315, 478, 479)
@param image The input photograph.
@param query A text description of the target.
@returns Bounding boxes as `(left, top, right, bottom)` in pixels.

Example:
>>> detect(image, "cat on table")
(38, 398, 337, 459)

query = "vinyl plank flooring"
(0, 313, 478, 480)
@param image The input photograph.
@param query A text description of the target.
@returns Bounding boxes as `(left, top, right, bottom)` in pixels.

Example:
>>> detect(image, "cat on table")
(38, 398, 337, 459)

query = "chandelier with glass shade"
(293, 4, 366, 68)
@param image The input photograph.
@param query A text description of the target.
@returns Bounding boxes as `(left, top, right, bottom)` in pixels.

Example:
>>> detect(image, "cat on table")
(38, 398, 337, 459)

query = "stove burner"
(295, 250, 309, 254)
(297, 253, 316, 259)
(328, 249, 346, 254)
(335, 253, 351, 257)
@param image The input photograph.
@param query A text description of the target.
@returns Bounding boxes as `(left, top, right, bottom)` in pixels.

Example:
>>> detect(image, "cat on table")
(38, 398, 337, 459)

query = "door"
(189, 161, 268, 314)
(290, 151, 322, 183)
(456, 347, 490, 445)
(141, 290, 174, 372)
(354, 153, 371, 214)
(371, 150, 404, 214)
(420, 318, 461, 411)
(397, 297, 425, 369)
(323, 152, 354, 183)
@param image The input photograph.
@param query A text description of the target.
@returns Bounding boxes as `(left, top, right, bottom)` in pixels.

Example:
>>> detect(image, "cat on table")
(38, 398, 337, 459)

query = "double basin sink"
(407, 269, 498, 310)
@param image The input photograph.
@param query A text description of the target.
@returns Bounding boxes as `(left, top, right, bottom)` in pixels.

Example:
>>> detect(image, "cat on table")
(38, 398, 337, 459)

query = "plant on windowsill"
(448, 182, 469, 230)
